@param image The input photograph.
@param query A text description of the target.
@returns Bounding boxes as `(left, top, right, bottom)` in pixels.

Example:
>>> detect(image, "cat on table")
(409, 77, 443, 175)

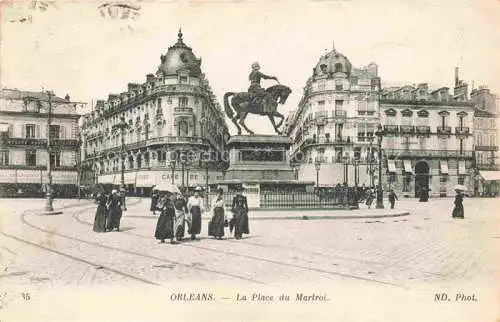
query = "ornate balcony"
(415, 126, 431, 134)
(383, 125, 399, 133)
(174, 107, 194, 115)
(399, 125, 415, 134)
(4, 138, 79, 148)
(474, 145, 498, 151)
(437, 126, 452, 134)
(384, 149, 473, 159)
(334, 110, 346, 118)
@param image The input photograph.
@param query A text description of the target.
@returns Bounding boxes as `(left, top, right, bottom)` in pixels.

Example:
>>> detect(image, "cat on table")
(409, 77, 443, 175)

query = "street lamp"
(169, 158, 176, 184)
(44, 91, 55, 212)
(180, 153, 187, 189)
(353, 159, 360, 186)
(343, 153, 350, 185)
(314, 158, 321, 190)
(375, 124, 385, 209)
(112, 116, 129, 211)
(201, 152, 210, 206)
(367, 137, 375, 187)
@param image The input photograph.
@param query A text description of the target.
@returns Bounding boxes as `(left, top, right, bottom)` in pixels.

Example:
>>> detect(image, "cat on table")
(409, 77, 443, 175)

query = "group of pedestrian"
(92, 189, 124, 233)
(154, 184, 249, 244)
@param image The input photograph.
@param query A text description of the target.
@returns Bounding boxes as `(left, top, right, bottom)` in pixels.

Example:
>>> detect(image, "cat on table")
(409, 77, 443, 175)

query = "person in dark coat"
(452, 190, 465, 219)
(419, 187, 429, 202)
(388, 189, 398, 209)
(154, 192, 176, 243)
(231, 185, 249, 240)
(92, 193, 108, 233)
(209, 188, 226, 240)
(150, 188, 159, 215)
(106, 189, 123, 231)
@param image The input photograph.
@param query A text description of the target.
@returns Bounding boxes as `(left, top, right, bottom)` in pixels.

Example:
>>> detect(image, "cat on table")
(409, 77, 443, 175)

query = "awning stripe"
(403, 160, 413, 174)
(440, 160, 449, 174)
(388, 160, 397, 173)
(479, 171, 500, 181)
(458, 160, 467, 175)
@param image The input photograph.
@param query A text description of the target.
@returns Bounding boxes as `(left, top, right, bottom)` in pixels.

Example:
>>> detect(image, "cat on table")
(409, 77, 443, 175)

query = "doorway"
(414, 161, 430, 198)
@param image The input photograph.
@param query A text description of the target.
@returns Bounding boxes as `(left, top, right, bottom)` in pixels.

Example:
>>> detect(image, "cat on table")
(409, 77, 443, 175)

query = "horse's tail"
(223, 92, 235, 118)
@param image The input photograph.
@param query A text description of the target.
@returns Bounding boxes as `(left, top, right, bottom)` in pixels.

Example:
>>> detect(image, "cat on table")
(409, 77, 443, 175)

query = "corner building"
(285, 44, 381, 187)
(80, 30, 230, 195)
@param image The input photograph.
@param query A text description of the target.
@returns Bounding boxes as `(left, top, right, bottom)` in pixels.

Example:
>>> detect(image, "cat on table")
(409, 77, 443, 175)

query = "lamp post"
(368, 138, 375, 187)
(314, 158, 321, 190)
(169, 159, 176, 184)
(201, 152, 210, 206)
(343, 153, 350, 185)
(44, 91, 54, 212)
(180, 154, 187, 189)
(375, 124, 385, 209)
(353, 159, 360, 186)
(112, 116, 129, 211)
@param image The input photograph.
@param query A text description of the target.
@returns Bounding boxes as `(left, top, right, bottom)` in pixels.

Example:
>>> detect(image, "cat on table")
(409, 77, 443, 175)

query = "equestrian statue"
(224, 62, 292, 135)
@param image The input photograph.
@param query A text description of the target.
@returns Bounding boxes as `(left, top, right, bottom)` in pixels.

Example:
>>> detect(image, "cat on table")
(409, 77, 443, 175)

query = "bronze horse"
(223, 85, 292, 135)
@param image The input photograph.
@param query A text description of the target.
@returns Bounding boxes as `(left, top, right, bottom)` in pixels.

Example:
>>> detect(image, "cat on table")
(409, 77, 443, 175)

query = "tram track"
(72, 207, 411, 289)
(17, 204, 265, 285)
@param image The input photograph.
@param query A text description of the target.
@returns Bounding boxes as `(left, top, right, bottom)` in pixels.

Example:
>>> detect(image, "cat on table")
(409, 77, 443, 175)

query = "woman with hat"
(172, 191, 189, 241)
(231, 184, 249, 240)
(154, 191, 176, 244)
(92, 192, 108, 233)
(452, 189, 465, 219)
(106, 189, 123, 232)
(150, 187, 159, 215)
(187, 187, 204, 240)
(209, 188, 227, 240)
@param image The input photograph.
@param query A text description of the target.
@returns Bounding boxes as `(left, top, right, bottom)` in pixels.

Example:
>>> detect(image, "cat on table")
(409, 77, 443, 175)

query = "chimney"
(455, 67, 459, 87)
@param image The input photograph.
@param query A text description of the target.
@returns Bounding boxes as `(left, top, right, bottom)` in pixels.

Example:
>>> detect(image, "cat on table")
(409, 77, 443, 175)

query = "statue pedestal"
(224, 135, 295, 181)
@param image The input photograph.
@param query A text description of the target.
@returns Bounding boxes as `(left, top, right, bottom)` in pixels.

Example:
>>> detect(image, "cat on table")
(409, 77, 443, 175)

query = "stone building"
(379, 72, 475, 197)
(0, 88, 81, 197)
(285, 44, 382, 187)
(80, 30, 230, 195)
(470, 86, 499, 196)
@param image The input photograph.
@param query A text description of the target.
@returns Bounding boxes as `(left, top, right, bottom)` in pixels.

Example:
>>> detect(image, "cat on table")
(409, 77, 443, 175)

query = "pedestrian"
(365, 188, 375, 209)
(106, 189, 123, 232)
(150, 188, 159, 215)
(231, 184, 249, 240)
(209, 188, 227, 240)
(172, 191, 188, 241)
(92, 193, 108, 233)
(419, 187, 429, 202)
(452, 189, 465, 219)
(388, 189, 398, 209)
(154, 192, 176, 244)
(187, 187, 204, 240)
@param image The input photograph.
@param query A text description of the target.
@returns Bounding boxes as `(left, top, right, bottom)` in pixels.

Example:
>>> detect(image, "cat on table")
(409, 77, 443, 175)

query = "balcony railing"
(399, 125, 415, 134)
(383, 125, 399, 133)
(334, 110, 346, 117)
(474, 145, 499, 151)
(437, 126, 452, 134)
(384, 149, 473, 159)
(455, 127, 470, 135)
(4, 138, 79, 148)
(174, 107, 194, 114)
(415, 126, 431, 134)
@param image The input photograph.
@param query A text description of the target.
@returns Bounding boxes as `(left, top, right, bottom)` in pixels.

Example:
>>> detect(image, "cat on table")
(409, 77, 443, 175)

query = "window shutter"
(60, 126, 66, 139)
(21, 124, 26, 138)
(8, 124, 13, 137)
(36, 125, 41, 138)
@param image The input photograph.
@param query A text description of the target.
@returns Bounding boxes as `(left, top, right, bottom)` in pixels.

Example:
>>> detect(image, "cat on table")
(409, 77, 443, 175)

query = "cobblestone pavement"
(0, 197, 499, 321)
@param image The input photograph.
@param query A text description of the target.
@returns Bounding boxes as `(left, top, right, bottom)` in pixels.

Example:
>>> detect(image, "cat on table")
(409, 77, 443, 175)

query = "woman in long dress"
(231, 185, 249, 240)
(92, 193, 108, 232)
(106, 189, 123, 232)
(210, 188, 226, 240)
(172, 192, 188, 241)
(154, 192, 176, 244)
(452, 190, 465, 219)
(187, 187, 204, 240)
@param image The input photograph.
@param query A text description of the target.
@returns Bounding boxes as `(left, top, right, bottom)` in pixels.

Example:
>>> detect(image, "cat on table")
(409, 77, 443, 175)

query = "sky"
(1, 0, 499, 134)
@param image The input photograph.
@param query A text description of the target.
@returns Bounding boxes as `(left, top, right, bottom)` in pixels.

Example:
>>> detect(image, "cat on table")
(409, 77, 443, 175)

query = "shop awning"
(403, 160, 413, 174)
(479, 171, 500, 181)
(440, 160, 449, 174)
(387, 160, 397, 173)
(458, 160, 467, 175)
(124, 172, 137, 185)
(136, 172, 156, 187)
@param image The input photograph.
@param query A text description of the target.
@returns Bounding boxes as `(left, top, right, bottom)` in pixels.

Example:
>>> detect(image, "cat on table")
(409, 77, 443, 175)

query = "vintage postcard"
(0, 0, 499, 321)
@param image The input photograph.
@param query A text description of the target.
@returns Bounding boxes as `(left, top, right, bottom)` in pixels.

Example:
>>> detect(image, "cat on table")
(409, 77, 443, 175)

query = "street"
(0, 197, 498, 321)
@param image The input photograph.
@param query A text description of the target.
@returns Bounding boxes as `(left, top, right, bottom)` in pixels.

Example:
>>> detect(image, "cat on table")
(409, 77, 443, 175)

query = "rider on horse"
(248, 62, 279, 112)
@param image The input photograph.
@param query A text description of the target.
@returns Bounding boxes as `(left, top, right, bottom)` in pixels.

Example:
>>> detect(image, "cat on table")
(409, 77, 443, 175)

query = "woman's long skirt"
(210, 207, 225, 238)
(233, 209, 249, 238)
(93, 205, 107, 233)
(452, 205, 464, 219)
(107, 207, 122, 230)
(174, 210, 186, 239)
(188, 206, 202, 235)
(155, 212, 174, 240)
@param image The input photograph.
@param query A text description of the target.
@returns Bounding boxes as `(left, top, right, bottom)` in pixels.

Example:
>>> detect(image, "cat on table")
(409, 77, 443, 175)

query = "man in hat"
(187, 186, 204, 240)
(248, 62, 278, 108)
(106, 189, 123, 231)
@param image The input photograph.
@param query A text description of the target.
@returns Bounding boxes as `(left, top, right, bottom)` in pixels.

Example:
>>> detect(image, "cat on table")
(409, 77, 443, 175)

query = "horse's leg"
(273, 111, 285, 128)
(268, 115, 281, 135)
(238, 112, 254, 135)
(231, 100, 242, 135)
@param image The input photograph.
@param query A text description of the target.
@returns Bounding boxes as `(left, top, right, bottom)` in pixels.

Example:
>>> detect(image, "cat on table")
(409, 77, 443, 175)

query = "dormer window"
(179, 76, 188, 84)
(334, 63, 343, 73)
(384, 108, 397, 117)
(179, 97, 188, 108)
(320, 64, 327, 74)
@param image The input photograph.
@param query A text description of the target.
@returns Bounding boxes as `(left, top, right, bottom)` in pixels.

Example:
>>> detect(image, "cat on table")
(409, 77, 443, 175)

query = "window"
(438, 138, 448, 150)
(49, 125, 60, 139)
(179, 76, 188, 84)
(354, 147, 361, 160)
(402, 137, 410, 150)
(317, 125, 325, 136)
(0, 150, 8, 165)
(50, 151, 61, 167)
(334, 63, 343, 73)
(401, 116, 412, 126)
(491, 135, 496, 146)
(335, 100, 343, 111)
(179, 97, 188, 107)
(335, 80, 343, 91)
(458, 176, 465, 185)
(317, 100, 325, 106)
(26, 149, 37, 166)
(178, 120, 189, 136)
(25, 124, 36, 138)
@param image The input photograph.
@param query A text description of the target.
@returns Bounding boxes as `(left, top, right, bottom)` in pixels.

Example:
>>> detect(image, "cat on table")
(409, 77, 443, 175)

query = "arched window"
(178, 120, 189, 136)
(334, 63, 343, 73)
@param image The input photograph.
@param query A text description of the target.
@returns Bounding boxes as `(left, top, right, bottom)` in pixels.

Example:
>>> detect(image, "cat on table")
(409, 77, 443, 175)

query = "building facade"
(285, 45, 382, 187)
(80, 30, 230, 195)
(0, 89, 81, 197)
(379, 78, 475, 197)
(470, 87, 499, 196)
